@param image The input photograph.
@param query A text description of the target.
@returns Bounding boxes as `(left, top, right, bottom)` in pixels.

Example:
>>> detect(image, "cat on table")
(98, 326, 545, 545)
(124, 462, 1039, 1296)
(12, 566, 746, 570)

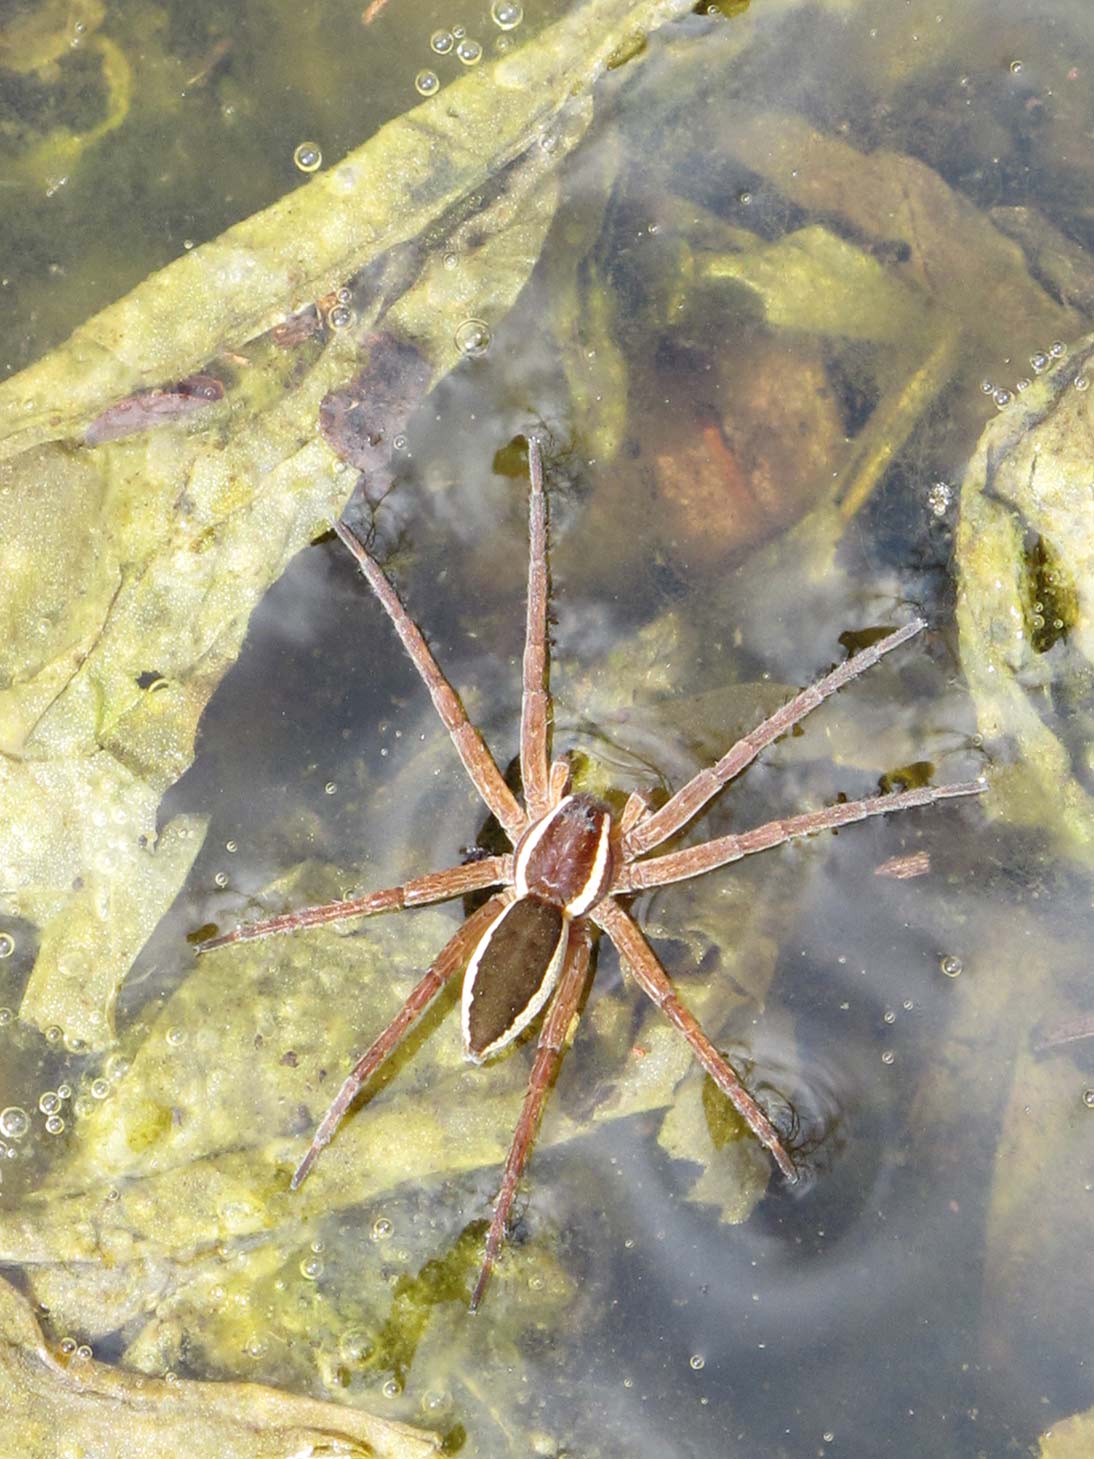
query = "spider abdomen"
(514, 793, 615, 915)
(461, 895, 569, 1062)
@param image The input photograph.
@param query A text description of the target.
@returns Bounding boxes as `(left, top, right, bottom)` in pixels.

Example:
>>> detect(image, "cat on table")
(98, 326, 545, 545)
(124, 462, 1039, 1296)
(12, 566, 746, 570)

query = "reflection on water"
(2, 0, 1094, 1454)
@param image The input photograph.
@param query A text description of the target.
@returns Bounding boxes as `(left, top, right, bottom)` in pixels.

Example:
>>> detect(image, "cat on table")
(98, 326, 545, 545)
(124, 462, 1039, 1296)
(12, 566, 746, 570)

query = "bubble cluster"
(927, 481, 952, 518)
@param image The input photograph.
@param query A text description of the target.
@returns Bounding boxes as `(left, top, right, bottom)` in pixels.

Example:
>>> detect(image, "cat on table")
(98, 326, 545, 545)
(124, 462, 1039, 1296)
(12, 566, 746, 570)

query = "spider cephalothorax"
(202, 438, 984, 1307)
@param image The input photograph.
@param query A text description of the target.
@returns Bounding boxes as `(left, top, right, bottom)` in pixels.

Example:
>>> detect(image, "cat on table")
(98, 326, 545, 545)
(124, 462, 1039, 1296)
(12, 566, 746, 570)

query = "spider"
(202, 438, 984, 1308)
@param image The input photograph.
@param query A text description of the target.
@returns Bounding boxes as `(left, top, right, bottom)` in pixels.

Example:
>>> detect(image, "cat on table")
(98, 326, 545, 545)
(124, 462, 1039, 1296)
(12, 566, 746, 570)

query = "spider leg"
(470, 920, 594, 1311)
(520, 438, 552, 819)
(593, 896, 797, 1182)
(614, 781, 985, 893)
(198, 854, 513, 951)
(623, 619, 929, 858)
(333, 518, 526, 842)
(291, 892, 511, 1190)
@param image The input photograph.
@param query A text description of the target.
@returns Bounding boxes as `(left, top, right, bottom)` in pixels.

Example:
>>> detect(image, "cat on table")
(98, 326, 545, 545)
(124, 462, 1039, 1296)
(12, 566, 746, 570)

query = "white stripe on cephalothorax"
(460, 897, 570, 1064)
(565, 810, 612, 915)
(514, 794, 574, 897)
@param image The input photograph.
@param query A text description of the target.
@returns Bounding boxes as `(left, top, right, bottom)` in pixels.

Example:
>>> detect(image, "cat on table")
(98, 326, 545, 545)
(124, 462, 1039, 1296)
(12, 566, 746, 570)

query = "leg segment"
(593, 897, 797, 1182)
(470, 920, 594, 1310)
(615, 780, 985, 893)
(623, 620, 928, 858)
(199, 854, 512, 951)
(291, 893, 511, 1190)
(520, 438, 552, 819)
(333, 519, 526, 842)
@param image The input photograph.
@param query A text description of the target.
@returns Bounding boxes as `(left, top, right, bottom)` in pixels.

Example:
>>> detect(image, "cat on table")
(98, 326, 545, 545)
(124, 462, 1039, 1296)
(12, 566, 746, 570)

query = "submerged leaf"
(0, 1273, 439, 1459)
(956, 333, 1094, 860)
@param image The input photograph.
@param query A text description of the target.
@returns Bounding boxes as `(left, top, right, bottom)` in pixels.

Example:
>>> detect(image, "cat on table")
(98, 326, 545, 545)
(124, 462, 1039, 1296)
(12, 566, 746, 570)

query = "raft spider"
(202, 438, 983, 1308)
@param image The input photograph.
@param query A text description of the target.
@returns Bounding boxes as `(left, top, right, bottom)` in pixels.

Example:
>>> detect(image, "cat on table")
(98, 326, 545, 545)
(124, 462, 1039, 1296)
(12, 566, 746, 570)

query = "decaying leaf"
(956, 333, 1094, 861)
(0, 1272, 439, 1459)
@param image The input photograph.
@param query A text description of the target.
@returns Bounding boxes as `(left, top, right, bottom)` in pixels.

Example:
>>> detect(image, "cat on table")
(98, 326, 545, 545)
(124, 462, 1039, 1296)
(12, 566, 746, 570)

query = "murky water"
(2, 0, 1093, 1455)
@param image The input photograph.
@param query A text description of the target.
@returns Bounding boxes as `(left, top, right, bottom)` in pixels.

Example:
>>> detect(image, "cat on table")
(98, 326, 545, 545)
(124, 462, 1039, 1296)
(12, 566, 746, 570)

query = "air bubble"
(1049, 340, 1066, 357)
(455, 37, 482, 64)
(59, 1338, 76, 1356)
(76, 1344, 92, 1360)
(0, 932, 14, 958)
(214, 871, 229, 889)
(45, 1114, 65, 1135)
(56, 1083, 72, 1101)
(45, 1025, 63, 1043)
(1015, 377, 1031, 392)
(992, 387, 1012, 409)
(980, 379, 994, 395)
(1030, 351, 1049, 373)
(90, 1078, 110, 1100)
(340, 1329, 373, 1363)
(293, 142, 322, 173)
(454, 318, 491, 357)
(414, 69, 440, 96)
(940, 954, 963, 978)
(327, 304, 354, 329)
(883, 1010, 896, 1025)
(0, 1009, 11, 1026)
(1082, 1088, 1094, 1110)
(452, 23, 466, 38)
(1008, 59, 1022, 74)
(881, 1050, 895, 1065)
(105, 1053, 130, 1082)
(299, 1255, 324, 1280)
(39, 1091, 61, 1116)
(430, 28, 454, 52)
(165, 1025, 187, 1047)
(1074, 376, 1089, 392)
(490, 0, 523, 28)
(371, 1215, 394, 1241)
(225, 840, 238, 854)
(382, 1377, 403, 1398)
(689, 1353, 705, 1371)
(393, 434, 408, 451)
(325, 781, 338, 795)
(0, 1108, 29, 1140)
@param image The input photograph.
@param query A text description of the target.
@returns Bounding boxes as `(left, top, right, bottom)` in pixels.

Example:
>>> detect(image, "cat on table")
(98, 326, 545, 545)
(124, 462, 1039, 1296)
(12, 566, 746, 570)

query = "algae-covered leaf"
(0, 1272, 439, 1459)
(1041, 1410, 1094, 1459)
(0, 0, 693, 462)
(956, 333, 1094, 861)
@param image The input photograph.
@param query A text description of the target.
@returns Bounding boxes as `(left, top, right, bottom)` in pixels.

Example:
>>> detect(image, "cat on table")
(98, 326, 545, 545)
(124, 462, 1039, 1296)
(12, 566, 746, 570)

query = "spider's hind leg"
(471, 921, 594, 1310)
